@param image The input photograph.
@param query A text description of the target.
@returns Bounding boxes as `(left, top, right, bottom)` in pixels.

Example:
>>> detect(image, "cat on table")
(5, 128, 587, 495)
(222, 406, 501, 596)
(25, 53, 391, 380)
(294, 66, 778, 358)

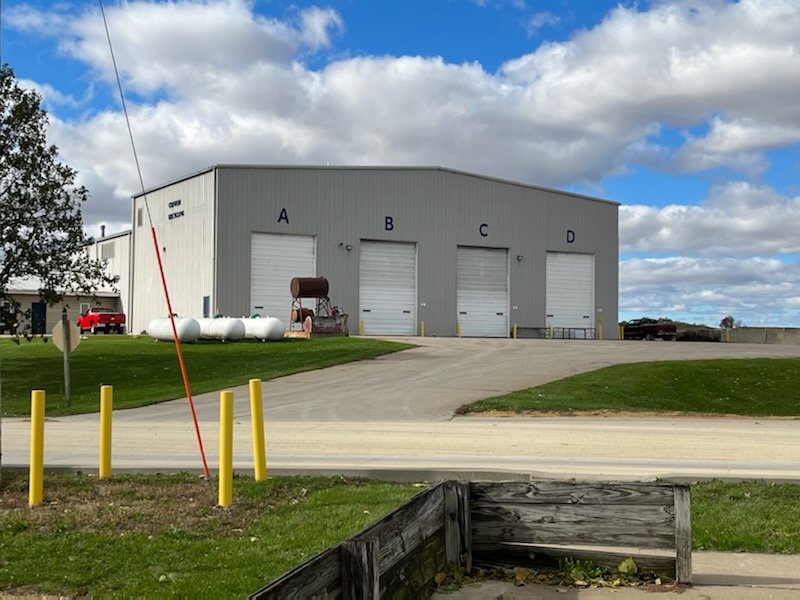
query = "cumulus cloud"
(619, 256, 800, 326)
(620, 183, 800, 257)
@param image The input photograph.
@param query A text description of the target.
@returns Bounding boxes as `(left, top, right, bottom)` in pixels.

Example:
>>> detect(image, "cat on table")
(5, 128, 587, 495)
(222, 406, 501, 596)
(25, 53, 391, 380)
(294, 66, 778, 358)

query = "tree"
(1, 63, 118, 477)
(720, 316, 735, 329)
(1, 64, 117, 319)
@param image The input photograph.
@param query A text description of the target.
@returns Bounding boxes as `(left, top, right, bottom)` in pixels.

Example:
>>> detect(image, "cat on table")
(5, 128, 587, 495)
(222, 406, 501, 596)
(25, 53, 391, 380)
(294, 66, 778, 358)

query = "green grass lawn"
(1, 473, 798, 597)
(459, 358, 800, 417)
(1, 336, 414, 417)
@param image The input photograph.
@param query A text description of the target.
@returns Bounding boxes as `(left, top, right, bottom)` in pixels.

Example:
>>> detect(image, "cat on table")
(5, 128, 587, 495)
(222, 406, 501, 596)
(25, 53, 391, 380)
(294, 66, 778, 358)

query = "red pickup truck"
(78, 307, 126, 334)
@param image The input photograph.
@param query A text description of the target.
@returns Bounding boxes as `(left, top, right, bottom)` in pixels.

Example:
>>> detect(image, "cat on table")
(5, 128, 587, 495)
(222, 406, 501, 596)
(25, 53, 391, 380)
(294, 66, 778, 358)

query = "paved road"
(2, 338, 800, 481)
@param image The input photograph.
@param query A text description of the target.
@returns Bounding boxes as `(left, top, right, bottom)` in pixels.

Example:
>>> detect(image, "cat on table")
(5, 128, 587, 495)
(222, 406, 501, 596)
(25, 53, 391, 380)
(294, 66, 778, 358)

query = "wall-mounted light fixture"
(346, 244, 353, 251)
(516, 255, 523, 261)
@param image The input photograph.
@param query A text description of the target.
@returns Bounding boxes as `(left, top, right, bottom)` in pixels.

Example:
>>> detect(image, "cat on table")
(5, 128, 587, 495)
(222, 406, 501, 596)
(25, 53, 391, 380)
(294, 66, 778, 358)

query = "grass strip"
(1, 474, 799, 597)
(1, 336, 413, 416)
(0, 472, 421, 598)
(459, 358, 800, 417)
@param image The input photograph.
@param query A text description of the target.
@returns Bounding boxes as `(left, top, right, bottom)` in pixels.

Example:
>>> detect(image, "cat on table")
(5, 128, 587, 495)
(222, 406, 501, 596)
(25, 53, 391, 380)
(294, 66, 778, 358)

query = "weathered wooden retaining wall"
(250, 480, 691, 599)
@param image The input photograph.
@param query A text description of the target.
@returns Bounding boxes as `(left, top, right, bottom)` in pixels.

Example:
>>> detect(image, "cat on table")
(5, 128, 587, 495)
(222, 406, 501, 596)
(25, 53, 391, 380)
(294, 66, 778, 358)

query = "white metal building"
(128, 166, 619, 338)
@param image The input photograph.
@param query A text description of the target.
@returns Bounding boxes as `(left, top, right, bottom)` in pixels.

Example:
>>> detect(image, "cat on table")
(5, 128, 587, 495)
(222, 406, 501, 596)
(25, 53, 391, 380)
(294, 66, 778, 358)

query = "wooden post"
(444, 481, 472, 572)
(674, 484, 692, 583)
(341, 539, 379, 600)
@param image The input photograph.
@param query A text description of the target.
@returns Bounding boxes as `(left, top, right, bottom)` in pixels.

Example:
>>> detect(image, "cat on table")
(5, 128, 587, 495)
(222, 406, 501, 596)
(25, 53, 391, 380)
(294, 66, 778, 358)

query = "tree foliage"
(0, 64, 117, 325)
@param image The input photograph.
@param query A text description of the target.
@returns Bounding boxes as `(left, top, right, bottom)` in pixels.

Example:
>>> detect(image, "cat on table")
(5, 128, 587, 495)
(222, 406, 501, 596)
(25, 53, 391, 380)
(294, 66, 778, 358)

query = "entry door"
(250, 233, 315, 324)
(358, 241, 417, 335)
(31, 302, 46, 335)
(546, 252, 595, 330)
(457, 247, 509, 337)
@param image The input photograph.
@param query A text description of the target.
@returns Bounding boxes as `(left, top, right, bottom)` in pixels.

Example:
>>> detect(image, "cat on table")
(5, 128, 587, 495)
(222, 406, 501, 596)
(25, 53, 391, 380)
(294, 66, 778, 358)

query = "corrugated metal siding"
(130, 171, 215, 333)
(358, 241, 417, 335)
(140, 166, 618, 338)
(456, 247, 509, 337)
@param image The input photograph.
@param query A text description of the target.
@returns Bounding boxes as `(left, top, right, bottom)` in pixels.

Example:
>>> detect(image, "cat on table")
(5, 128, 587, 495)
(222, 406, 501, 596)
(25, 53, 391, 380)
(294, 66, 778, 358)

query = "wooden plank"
(444, 481, 471, 570)
(381, 528, 446, 600)
(472, 541, 677, 580)
(352, 483, 445, 574)
(249, 544, 342, 599)
(471, 480, 676, 506)
(342, 539, 379, 600)
(674, 484, 693, 583)
(471, 502, 675, 548)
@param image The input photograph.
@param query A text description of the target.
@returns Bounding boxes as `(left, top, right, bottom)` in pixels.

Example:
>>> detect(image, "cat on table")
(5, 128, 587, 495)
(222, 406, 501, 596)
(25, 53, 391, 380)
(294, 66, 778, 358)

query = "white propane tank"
(240, 316, 285, 341)
(264, 317, 285, 341)
(147, 317, 201, 342)
(197, 317, 245, 341)
(240, 317, 272, 341)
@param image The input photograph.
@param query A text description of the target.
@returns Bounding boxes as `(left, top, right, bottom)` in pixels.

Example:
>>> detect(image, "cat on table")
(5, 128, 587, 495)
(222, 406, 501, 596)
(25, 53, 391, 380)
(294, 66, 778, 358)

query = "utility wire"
(98, 0, 209, 478)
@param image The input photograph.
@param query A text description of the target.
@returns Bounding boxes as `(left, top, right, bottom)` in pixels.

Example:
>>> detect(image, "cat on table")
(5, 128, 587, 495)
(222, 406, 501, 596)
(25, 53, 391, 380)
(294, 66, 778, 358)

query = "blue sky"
(3, 0, 800, 326)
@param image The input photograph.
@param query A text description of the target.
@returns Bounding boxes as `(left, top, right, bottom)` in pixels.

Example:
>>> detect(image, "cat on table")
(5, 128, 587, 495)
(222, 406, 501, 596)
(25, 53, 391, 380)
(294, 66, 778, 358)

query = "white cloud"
(525, 11, 560, 35)
(620, 256, 800, 326)
(620, 183, 800, 257)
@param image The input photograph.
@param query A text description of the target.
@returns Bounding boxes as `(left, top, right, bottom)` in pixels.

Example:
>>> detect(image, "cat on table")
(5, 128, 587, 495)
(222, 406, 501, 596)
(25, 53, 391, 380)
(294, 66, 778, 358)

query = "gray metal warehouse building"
(128, 165, 619, 338)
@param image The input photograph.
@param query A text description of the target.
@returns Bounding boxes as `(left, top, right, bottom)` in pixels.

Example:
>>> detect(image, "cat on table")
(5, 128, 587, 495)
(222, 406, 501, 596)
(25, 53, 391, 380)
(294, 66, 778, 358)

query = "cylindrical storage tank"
(241, 317, 271, 341)
(291, 308, 314, 323)
(147, 317, 201, 343)
(264, 317, 285, 341)
(197, 318, 214, 338)
(290, 277, 329, 299)
(209, 318, 246, 341)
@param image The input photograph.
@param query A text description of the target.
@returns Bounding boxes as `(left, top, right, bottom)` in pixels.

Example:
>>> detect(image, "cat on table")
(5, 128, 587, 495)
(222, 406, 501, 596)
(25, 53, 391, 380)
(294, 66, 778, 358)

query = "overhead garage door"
(250, 233, 315, 324)
(546, 252, 594, 330)
(457, 247, 508, 338)
(359, 241, 417, 336)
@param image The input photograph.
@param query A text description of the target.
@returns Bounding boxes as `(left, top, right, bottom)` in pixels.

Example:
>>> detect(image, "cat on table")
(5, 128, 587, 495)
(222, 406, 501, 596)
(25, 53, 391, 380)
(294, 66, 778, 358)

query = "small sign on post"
(52, 308, 81, 407)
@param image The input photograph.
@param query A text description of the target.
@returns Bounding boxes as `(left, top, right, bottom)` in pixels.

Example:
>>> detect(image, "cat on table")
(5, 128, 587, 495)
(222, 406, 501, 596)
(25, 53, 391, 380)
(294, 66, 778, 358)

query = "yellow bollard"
(99, 385, 113, 479)
(219, 391, 233, 507)
(420, 320, 425, 337)
(619, 325, 624, 340)
(726, 329, 731, 343)
(29, 390, 45, 507)
(249, 379, 267, 481)
(513, 323, 517, 339)
(456, 322, 461, 338)
(360, 320, 365, 336)
(548, 324, 553, 339)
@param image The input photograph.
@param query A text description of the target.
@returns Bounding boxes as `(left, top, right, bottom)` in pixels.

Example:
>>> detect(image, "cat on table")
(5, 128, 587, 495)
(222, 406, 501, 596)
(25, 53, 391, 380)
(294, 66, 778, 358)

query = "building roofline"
(132, 164, 619, 207)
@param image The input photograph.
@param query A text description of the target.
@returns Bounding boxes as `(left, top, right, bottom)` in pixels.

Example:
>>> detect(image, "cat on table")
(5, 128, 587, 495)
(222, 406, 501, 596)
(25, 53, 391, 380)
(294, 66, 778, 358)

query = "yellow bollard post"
(456, 322, 461, 338)
(99, 385, 113, 479)
(548, 324, 553, 339)
(726, 329, 731, 343)
(249, 379, 267, 481)
(513, 323, 517, 339)
(420, 320, 425, 337)
(29, 390, 45, 507)
(619, 325, 624, 340)
(219, 391, 233, 507)
(360, 320, 365, 336)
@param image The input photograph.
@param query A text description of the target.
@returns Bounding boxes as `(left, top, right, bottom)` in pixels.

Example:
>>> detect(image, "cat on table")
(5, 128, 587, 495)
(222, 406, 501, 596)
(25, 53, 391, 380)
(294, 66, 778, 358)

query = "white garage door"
(250, 233, 315, 324)
(359, 241, 417, 336)
(546, 252, 594, 330)
(457, 247, 509, 338)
